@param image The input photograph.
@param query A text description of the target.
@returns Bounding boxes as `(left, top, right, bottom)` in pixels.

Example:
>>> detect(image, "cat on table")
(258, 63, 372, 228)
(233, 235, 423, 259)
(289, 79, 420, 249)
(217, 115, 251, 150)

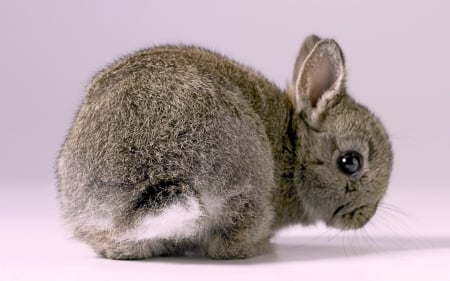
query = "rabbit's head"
(289, 35, 393, 230)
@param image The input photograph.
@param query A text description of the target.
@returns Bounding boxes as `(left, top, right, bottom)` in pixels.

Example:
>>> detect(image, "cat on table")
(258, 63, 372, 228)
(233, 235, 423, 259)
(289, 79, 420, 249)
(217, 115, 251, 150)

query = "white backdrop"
(1, 0, 449, 187)
(1, 1, 449, 280)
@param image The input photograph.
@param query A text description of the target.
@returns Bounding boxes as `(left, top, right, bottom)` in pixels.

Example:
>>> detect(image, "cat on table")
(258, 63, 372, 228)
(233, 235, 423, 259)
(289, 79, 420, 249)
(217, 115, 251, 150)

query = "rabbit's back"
(57, 46, 278, 256)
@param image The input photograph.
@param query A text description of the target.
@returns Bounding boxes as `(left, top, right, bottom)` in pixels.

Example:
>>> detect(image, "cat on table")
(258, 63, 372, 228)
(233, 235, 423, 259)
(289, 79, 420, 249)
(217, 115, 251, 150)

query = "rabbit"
(56, 34, 393, 260)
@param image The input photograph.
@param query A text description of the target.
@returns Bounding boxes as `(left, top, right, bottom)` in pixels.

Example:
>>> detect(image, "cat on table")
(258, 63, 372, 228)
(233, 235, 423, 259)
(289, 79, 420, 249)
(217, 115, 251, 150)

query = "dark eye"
(337, 151, 363, 176)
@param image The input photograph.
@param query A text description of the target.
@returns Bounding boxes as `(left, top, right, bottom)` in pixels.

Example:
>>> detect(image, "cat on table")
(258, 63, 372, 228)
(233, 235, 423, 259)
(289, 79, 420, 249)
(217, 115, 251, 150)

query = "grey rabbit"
(56, 35, 393, 259)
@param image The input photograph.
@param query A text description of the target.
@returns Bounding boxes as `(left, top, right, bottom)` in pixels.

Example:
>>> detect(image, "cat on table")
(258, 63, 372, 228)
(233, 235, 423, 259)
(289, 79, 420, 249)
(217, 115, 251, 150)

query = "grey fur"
(56, 35, 393, 260)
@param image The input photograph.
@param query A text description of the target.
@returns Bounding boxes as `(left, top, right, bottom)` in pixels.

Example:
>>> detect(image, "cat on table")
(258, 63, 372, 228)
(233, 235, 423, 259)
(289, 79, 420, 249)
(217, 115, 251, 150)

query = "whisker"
(378, 202, 409, 218)
(326, 228, 342, 243)
(300, 227, 335, 246)
(367, 204, 428, 253)
(373, 204, 414, 235)
(361, 227, 383, 253)
(344, 230, 360, 256)
(341, 230, 349, 257)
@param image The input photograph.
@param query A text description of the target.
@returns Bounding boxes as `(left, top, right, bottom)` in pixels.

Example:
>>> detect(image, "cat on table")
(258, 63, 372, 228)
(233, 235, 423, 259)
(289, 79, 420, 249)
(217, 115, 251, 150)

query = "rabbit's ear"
(292, 34, 322, 83)
(293, 37, 346, 120)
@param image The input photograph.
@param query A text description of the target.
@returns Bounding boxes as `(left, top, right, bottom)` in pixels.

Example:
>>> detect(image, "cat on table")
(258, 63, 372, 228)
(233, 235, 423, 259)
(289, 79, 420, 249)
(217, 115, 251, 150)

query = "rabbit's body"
(57, 36, 393, 259)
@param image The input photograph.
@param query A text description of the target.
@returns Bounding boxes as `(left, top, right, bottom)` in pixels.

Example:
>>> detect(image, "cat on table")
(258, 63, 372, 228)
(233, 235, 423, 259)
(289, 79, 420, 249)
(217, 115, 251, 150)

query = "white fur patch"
(119, 196, 203, 241)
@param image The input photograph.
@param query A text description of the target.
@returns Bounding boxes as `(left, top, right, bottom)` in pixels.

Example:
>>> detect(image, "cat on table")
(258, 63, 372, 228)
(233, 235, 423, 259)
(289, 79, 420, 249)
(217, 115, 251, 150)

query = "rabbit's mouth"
(327, 204, 377, 230)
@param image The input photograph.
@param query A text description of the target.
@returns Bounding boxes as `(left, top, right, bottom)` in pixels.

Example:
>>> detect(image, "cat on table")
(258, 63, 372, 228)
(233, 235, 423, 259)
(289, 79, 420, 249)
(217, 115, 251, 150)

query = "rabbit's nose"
(344, 182, 359, 193)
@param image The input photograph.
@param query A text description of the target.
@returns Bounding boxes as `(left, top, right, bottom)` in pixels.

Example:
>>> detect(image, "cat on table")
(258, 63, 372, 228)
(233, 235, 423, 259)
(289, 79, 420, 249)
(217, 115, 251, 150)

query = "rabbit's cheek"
(116, 196, 203, 242)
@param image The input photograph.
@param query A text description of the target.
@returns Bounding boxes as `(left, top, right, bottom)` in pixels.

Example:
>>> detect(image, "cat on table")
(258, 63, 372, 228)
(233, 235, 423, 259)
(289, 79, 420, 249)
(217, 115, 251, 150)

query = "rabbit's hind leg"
(204, 190, 274, 259)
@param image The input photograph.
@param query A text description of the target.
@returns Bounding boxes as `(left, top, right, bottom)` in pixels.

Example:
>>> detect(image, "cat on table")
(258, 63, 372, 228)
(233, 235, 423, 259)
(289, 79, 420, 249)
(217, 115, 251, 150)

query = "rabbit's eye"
(337, 151, 363, 176)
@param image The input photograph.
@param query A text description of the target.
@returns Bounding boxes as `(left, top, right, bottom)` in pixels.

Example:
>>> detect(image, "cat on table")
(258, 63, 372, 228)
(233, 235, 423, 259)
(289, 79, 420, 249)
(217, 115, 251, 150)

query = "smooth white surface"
(1, 183, 449, 281)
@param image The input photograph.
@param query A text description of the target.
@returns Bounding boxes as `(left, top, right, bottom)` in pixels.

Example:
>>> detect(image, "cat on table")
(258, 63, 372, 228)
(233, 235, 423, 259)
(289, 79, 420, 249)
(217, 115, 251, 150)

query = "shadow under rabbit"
(118, 235, 450, 265)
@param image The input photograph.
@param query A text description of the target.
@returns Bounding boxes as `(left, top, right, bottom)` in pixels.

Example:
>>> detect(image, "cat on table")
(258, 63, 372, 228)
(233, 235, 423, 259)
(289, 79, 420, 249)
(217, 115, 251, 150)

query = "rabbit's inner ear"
(308, 56, 337, 107)
(295, 39, 345, 115)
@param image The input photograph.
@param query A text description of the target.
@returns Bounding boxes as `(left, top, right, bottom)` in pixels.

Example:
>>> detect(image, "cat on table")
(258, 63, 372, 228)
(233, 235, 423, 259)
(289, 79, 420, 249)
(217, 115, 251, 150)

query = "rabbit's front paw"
(206, 235, 272, 259)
